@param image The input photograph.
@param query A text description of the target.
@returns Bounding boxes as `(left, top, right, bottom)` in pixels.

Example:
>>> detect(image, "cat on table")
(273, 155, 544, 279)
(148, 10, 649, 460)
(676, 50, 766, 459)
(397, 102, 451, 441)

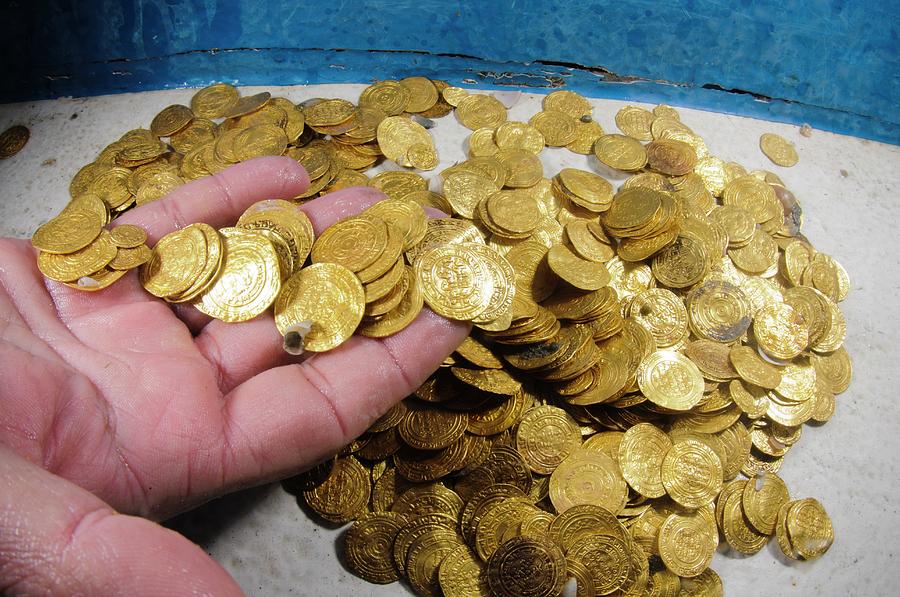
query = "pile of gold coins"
(32, 75, 849, 596)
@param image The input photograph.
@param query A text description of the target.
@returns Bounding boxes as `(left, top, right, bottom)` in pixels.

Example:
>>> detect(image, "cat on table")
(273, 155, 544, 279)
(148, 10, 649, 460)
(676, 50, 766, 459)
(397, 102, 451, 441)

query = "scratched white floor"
(1, 84, 898, 596)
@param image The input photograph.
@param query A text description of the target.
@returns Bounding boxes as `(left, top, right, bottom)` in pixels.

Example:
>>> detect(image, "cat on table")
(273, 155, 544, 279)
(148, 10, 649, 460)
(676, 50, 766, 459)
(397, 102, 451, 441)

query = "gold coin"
(549, 449, 628, 514)
(618, 422, 672, 498)
(109, 224, 147, 248)
(303, 456, 370, 523)
(729, 345, 783, 389)
(456, 94, 508, 130)
(615, 105, 655, 140)
(627, 288, 689, 348)
(359, 80, 410, 115)
(760, 132, 799, 167)
(399, 76, 439, 113)
(108, 244, 152, 270)
(742, 472, 790, 535)
(37, 230, 117, 282)
(785, 498, 834, 559)
(543, 90, 592, 119)
(494, 121, 545, 155)
(303, 98, 357, 127)
(344, 512, 407, 584)
(190, 83, 239, 119)
(547, 244, 611, 291)
(658, 511, 717, 577)
(274, 262, 365, 352)
(486, 536, 566, 597)
(414, 245, 494, 321)
(376, 116, 434, 166)
(193, 227, 281, 322)
(438, 545, 489, 597)
(0, 124, 29, 158)
(514, 405, 581, 474)
(31, 209, 103, 254)
(568, 533, 633, 594)
(312, 215, 388, 272)
(529, 110, 577, 146)
(651, 235, 709, 288)
(661, 439, 723, 508)
(150, 104, 193, 137)
(637, 350, 705, 411)
(753, 303, 809, 360)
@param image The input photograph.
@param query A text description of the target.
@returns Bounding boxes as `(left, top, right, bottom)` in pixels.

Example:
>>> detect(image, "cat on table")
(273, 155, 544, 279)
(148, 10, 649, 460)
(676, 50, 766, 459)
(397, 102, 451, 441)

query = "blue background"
(2, 0, 898, 143)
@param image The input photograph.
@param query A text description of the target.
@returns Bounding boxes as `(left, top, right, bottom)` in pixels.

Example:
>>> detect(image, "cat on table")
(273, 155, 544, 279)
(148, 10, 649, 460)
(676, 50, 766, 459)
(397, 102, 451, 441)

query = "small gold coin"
(109, 224, 148, 248)
(760, 132, 799, 167)
(108, 244, 152, 270)
(274, 262, 365, 352)
(0, 125, 30, 158)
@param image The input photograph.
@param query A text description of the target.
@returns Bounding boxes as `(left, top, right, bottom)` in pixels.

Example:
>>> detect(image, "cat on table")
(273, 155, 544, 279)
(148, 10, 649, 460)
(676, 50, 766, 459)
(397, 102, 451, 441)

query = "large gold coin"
(275, 260, 365, 350)
(193, 227, 281, 322)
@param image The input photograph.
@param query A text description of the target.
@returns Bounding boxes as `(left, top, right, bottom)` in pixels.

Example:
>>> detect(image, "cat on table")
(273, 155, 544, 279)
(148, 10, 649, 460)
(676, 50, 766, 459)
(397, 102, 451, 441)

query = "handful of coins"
(33, 76, 847, 596)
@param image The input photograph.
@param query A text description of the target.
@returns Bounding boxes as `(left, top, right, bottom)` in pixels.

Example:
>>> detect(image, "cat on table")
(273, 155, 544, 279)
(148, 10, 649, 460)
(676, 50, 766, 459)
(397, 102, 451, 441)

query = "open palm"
(0, 157, 468, 595)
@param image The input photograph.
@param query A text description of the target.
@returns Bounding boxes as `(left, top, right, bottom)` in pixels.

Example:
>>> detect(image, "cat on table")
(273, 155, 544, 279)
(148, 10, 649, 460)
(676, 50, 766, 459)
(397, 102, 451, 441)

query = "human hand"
(0, 156, 469, 595)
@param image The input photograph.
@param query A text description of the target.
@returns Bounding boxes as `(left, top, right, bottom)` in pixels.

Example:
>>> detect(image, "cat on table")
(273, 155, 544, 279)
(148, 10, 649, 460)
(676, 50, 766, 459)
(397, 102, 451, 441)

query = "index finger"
(116, 156, 309, 244)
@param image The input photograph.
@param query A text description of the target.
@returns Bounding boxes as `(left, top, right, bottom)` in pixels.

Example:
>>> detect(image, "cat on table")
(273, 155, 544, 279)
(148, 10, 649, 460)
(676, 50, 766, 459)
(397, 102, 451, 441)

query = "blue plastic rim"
(2, 0, 898, 145)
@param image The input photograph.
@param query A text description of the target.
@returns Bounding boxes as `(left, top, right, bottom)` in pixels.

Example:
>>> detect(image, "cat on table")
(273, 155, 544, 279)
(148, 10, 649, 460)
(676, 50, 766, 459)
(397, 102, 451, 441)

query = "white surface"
(1, 84, 898, 596)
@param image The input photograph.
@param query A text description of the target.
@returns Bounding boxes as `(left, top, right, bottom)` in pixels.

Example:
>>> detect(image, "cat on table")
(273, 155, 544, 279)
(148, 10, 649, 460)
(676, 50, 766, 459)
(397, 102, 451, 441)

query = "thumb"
(0, 445, 242, 596)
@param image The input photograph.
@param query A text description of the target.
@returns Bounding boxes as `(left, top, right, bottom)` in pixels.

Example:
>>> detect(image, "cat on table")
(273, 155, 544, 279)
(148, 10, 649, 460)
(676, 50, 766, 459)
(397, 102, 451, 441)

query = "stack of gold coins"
(33, 78, 851, 596)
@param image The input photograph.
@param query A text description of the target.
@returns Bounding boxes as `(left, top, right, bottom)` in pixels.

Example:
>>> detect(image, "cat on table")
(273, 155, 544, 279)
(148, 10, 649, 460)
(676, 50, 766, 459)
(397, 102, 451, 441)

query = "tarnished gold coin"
(647, 139, 697, 175)
(0, 124, 30, 158)
(193, 227, 281, 322)
(760, 132, 799, 167)
(274, 262, 365, 352)
(686, 280, 751, 342)
(486, 536, 566, 597)
(638, 350, 705, 411)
